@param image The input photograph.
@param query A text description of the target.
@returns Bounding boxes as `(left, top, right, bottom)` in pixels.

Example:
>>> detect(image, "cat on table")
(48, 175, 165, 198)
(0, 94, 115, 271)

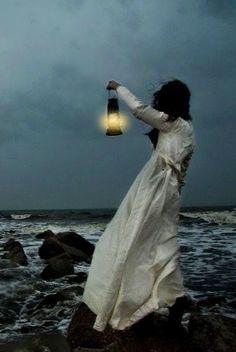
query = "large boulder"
(36, 229, 55, 239)
(56, 240, 92, 263)
(3, 238, 20, 251)
(57, 231, 94, 256)
(67, 305, 236, 352)
(67, 303, 192, 351)
(188, 313, 236, 352)
(40, 253, 74, 280)
(2, 239, 28, 266)
(67, 302, 118, 350)
(38, 231, 94, 263)
(38, 237, 65, 259)
(37, 287, 83, 309)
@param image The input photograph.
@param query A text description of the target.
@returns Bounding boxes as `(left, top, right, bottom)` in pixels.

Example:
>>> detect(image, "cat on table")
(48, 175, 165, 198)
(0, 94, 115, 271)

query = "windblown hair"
(152, 79, 192, 121)
(145, 79, 192, 149)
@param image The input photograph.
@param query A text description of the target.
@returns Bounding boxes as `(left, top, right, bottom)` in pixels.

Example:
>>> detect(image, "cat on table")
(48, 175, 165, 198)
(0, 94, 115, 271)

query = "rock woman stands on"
(82, 78, 195, 332)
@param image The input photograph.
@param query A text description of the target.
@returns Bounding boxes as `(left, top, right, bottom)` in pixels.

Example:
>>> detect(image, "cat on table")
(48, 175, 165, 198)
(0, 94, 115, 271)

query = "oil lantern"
(106, 90, 123, 136)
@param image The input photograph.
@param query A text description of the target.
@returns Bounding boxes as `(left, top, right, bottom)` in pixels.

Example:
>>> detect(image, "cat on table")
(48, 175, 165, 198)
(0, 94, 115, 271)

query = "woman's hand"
(106, 80, 122, 90)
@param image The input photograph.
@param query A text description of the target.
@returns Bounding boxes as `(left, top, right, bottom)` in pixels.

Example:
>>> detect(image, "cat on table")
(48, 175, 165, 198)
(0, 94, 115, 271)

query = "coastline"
(0, 207, 235, 350)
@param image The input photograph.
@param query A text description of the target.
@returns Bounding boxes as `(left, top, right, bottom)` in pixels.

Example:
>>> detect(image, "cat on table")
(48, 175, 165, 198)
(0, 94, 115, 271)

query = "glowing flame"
(97, 111, 130, 133)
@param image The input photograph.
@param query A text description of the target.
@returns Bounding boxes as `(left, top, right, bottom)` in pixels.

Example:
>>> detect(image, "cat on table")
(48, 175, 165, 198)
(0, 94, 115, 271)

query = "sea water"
(0, 206, 235, 342)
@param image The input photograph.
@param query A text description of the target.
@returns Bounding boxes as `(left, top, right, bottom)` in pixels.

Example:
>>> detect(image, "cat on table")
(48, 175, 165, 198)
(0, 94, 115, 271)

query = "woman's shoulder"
(173, 117, 195, 144)
(175, 117, 193, 132)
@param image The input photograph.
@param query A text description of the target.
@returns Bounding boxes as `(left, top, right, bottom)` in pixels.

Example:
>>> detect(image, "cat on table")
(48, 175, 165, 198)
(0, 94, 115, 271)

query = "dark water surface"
(0, 206, 235, 343)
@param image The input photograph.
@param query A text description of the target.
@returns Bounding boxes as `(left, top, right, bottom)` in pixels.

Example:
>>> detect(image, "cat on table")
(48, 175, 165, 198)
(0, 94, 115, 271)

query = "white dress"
(82, 85, 195, 332)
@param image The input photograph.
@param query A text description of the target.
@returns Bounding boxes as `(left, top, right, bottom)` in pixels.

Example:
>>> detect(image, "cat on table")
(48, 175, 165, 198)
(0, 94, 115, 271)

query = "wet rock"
(40, 253, 74, 280)
(57, 231, 94, 256)
(0, 258, 17, 268)
(67, 304, 236, 352)
(60, 286, 78, 296)
(188, 313, 236, 352)
(2, 239, 28, 266)
(38, 232, 94, 263)
(61, 285, 84, 296)
(39, 238, 65, 260)
(67, 272, 88, 284)
(36, 230, 55, 240)
(67, 302, 192, 351)
(37, 286, 83, 309)
(3, 238, 18, 251)
(0, 332, 71, 352)
(37, 292, 69, 309)
(67, 302, 118, 350)
(56, 240, 92, 263)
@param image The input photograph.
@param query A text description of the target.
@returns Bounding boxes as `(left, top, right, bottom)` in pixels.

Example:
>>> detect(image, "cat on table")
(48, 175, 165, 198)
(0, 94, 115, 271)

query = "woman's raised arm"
(117, 85, 171, 132)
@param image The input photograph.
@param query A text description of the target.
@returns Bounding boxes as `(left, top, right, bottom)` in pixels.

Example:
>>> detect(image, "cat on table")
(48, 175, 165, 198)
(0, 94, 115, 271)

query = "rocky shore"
(66, 301, 236, 352)
(0, 229, 235, 352)
(0, 309, 235, 352)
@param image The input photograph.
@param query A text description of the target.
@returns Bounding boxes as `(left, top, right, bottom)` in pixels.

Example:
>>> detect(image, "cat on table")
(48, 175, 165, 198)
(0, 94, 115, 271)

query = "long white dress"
(82, 85, 195, 332)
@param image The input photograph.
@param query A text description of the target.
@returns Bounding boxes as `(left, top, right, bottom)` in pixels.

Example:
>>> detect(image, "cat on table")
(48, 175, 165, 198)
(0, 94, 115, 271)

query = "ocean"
(0, 206, 235, 343)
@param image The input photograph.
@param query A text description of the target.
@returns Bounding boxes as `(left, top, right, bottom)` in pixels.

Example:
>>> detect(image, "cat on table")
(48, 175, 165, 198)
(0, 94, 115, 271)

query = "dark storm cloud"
(0, 0, 235, 209)
(202, 0, 236, 18)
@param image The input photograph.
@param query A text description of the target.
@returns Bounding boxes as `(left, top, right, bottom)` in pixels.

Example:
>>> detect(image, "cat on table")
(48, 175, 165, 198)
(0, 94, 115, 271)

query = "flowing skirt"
(82, 153, 185, 331)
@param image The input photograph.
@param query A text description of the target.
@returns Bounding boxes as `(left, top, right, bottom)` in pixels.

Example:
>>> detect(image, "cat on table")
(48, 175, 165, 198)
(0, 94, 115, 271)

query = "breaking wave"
(10, 214, 32, 220)
(180, 209, 236, 225)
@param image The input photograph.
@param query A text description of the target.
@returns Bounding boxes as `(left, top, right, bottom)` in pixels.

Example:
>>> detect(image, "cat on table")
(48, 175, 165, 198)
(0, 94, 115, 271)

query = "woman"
(82, 79, 195, 332)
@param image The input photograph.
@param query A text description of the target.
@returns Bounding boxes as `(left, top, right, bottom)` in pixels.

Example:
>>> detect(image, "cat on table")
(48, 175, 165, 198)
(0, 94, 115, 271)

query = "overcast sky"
(0, 0, 235, 210)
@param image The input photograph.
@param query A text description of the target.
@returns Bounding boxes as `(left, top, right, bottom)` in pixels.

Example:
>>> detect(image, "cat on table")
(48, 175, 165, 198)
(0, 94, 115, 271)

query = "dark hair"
(144, 79, 192, 149)
(152, 79, 191, 121)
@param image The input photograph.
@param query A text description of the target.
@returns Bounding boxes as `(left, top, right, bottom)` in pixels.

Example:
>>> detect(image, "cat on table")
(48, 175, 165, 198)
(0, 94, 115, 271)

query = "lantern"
(106, 90, 123, 136)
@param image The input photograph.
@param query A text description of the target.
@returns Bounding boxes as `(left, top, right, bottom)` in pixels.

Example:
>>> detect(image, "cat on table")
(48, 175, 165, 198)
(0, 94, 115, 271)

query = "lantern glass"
(106, 90, 123, 136)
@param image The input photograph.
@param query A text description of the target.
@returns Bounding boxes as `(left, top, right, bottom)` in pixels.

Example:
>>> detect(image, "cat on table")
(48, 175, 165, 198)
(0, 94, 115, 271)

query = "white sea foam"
(0, 208, 235, 343)
(180, 210, 236, 225)
(10, 214, 32, 220)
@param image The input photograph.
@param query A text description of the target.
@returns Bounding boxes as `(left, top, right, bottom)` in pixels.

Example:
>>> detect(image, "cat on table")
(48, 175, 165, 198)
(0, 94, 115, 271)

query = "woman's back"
(155, 117, 195, 165)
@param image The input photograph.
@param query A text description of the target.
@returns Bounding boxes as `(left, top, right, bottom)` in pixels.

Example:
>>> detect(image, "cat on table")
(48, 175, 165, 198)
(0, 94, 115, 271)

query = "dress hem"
(84, 290, 186, 332)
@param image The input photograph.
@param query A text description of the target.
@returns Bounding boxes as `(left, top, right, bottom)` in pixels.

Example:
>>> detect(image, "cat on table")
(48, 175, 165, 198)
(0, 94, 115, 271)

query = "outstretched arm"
(106, 80, 171, 131)
(117, 85, 172, 131)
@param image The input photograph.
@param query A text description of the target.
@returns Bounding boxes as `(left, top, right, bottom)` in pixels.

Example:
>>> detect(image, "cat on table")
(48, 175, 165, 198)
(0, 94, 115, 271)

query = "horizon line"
(0, 204, 235, 212)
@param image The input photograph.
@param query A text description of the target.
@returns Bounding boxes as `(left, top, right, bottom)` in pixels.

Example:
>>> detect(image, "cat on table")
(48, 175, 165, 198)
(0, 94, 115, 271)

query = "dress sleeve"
(117, 85, 171, 131)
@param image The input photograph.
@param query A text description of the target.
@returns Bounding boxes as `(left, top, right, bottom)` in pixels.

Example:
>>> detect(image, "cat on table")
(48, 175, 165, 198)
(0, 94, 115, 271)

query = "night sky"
(0, 0, 235, 210)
